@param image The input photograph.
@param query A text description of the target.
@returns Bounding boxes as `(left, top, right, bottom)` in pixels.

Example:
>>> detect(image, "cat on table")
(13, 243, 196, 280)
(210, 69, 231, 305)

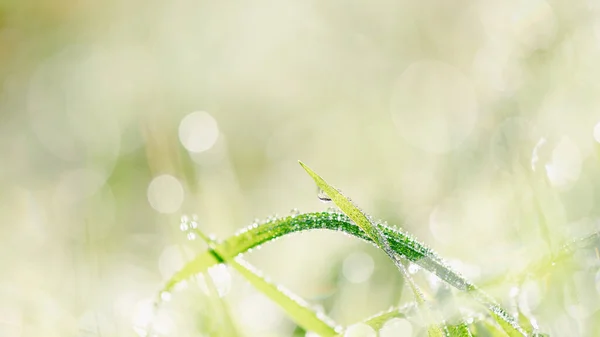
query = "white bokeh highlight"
(379, 318, 413, 337)
(544, 137, 582, 189)
(207, 264, 232, 297)
(147, 174, 184, 214)
(178, 111, 219, 153)
(344, 323, 376, 337)
(593, 122, 600, 144)
(342, 252, 375, 284)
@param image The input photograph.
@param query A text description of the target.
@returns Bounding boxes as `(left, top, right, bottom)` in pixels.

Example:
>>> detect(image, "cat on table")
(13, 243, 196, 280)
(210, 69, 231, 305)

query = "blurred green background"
(1, 0, 600, 336)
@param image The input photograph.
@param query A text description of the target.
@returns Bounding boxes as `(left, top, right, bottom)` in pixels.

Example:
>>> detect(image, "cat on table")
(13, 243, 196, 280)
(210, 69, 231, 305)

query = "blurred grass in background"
(1, 0, 600, 336)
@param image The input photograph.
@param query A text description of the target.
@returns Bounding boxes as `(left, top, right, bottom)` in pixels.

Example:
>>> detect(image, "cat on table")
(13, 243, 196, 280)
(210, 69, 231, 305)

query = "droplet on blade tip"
(317, 188, 332, 203)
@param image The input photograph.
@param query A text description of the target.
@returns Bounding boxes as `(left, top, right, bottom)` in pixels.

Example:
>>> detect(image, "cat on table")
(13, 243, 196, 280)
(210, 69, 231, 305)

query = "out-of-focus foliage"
(1, 0, 600, 336)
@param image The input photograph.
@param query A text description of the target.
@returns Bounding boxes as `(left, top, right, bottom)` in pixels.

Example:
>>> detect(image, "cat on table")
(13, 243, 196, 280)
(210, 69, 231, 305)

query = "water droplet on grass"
(179, 223, 189, 231)
(160, 291, 172, 302)
(187, 232, 196, 241)
(317, 188, 332, 203)
(344, 323, 376, 337)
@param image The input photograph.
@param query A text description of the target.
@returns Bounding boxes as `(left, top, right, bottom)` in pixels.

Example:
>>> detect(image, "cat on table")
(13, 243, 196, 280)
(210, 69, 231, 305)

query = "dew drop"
(408, 263, 420, 274)
(379, 318, 412, 337)
(317, 188, 332, 203)
(187, 232, 196, 241)
(190, 221, 198, 229)
(179, 222, 189, 232)
(160, 291, 172, 302)
(290, 208, 300, 217)
(174, 280, 188, 291)
(180, 214, 189, 223)
(344, 323, 376, 337)
(343, 252, 375, 284)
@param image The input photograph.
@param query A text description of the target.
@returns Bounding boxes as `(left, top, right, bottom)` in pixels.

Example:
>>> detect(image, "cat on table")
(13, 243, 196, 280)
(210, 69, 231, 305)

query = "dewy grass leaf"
(298, 161, 389, 250)
(189, 226, 341, 337)
(445, 322, 473, 337)
(300, 161, 448, 337)
(163, 212, 526, 335)
(163, 213, 472, 293)
(298, 161, 526, 337)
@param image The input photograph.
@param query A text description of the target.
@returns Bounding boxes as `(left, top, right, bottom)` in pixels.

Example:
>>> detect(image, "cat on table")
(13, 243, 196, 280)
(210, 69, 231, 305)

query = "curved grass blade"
(164, 212, 473, 293)
(299, 161, 525, 336)
(308, 168, 445, 336)
(163, 212, 526, 335)
(190, 227, 340, 337)
(299, 161, 446, 336)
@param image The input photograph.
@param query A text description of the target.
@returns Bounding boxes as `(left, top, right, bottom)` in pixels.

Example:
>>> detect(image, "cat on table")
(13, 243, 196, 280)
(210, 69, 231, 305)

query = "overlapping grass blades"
(159, 162, 551, 336)
(300, 161, 446, 336)
(162, 211, 524, 335)
(190, 225, 340, 336)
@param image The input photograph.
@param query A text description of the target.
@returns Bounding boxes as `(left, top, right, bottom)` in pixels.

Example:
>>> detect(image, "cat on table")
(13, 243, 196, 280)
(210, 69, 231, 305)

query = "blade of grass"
(162, 211, 529, 335)
(298, 161, 525, 337)
(190, 227, 341, 337)
(299, 161, 448, 337)
(445, 322, 473, 337)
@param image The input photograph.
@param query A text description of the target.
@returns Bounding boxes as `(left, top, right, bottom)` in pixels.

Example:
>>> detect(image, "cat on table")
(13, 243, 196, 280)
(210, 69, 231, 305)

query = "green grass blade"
(162, 212, 525, 335)
(162, 213, 470, 293)
(298, 161, 524, 336)
(190, 228, 341, 337)
(298, 161, 388, 248)
(473, 320, 508, 337)
(362, 306, 410, 331)
(299, 161, 446, 336)
(446, 322, 473, 337)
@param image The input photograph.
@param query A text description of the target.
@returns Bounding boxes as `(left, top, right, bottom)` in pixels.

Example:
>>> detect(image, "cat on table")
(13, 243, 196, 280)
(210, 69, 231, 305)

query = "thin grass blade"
(191, 228, 340, 337)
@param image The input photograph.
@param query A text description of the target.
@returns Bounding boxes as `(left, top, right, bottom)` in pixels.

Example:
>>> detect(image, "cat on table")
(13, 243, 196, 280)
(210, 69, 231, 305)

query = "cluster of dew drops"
(180, 214, 199, 240)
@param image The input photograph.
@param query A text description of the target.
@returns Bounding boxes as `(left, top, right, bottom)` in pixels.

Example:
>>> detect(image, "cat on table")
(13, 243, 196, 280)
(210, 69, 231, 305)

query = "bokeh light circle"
(379, 318, 413, 337)
(147, 174, 184, 213)
(344, 323, 376, 337)
(178, 111, 219, 153)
